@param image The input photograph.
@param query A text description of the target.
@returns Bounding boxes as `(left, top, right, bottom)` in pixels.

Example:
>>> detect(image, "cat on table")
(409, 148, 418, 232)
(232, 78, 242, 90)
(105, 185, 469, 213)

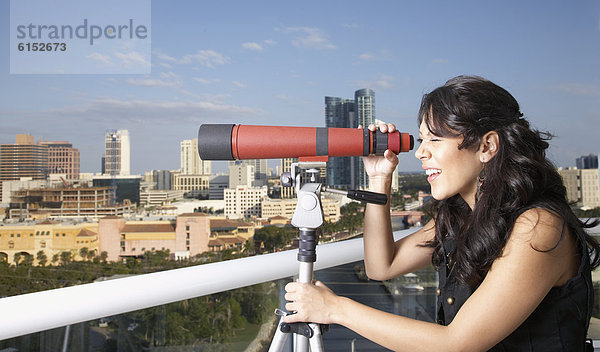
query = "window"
(8, 241, 14, 249)
(41, 241, 46, 248)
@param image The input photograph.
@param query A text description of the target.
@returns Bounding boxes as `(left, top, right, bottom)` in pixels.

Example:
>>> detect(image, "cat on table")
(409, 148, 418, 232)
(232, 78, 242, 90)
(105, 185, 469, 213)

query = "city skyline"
(1, 1, 599, 174)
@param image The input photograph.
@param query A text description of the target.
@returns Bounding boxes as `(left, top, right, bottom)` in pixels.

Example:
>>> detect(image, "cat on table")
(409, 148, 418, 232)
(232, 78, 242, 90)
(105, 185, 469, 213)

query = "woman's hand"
(283, 281, 340, 325)
(362, 123, 399, 181)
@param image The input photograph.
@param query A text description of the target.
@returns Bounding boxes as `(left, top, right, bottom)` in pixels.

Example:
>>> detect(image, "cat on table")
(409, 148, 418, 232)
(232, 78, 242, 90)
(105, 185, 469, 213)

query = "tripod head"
(280, 162, 388, 229)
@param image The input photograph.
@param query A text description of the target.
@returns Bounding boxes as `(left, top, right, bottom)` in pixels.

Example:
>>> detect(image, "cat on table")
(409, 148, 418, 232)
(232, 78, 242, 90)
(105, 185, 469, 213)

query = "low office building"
(558, 167, 600, 209)
(9, 186, 136, 219)
(139, 189, 185, 207)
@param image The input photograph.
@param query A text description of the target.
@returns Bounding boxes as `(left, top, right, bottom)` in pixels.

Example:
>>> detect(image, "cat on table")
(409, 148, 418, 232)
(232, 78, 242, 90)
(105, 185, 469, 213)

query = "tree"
(22, 254, 34, 266)
(60, 251, 72, 266)
(253, 226, 296, 252)
(87, 249, 96, 261)
(79, 247, 89, 261)
(36, 251, 48, 267)
(13, 252, 22, 266)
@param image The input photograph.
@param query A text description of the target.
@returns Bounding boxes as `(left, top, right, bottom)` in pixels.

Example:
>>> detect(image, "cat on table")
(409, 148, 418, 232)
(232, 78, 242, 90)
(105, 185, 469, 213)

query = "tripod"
(268, 162, 387, 352)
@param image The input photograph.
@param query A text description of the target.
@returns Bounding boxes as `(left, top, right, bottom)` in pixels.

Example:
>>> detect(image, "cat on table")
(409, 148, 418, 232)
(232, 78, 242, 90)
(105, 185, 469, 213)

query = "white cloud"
(358, 75, 396, 89)
(127, 72, 181, 88)
(278, 26, 336, 50)
(88, 52, 112, 65)
(342, 23, 358, 29)
(242, 42, 263, 51)
(549, 83, 600, 97)
(114, 51, 151, 68)
(232, 81, 247, 88)
(154, 51, 177, 62)
(180, 50, 230, 68)
(47, 98, 261, 124)
(193, 77, 213, 84)
(359, 53, 375, 61)
(430, 58, 449, 65)
(263, 39, 277, 46)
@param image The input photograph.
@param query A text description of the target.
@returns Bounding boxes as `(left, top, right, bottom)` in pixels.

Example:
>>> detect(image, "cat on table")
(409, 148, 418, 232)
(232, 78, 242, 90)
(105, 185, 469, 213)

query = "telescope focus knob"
(281, 172, 293, 187)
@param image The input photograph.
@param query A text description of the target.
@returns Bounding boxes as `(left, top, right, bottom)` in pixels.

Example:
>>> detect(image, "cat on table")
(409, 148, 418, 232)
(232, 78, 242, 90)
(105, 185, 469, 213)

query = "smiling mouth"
(425, 168, 441, 182)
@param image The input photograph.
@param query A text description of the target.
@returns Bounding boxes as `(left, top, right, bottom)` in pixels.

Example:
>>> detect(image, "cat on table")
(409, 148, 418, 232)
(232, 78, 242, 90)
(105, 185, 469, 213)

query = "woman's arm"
(362, 123, 435, 280)
(285, 208, 576, 352)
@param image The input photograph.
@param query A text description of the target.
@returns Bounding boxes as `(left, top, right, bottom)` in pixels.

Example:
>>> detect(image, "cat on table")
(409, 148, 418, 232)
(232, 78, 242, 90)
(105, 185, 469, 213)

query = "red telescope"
(198, 124, 414, 160)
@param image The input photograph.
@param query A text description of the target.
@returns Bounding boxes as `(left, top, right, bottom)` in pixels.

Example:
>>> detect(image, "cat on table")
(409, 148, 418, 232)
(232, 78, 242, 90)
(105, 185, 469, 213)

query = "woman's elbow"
(364, 267, 392, 281)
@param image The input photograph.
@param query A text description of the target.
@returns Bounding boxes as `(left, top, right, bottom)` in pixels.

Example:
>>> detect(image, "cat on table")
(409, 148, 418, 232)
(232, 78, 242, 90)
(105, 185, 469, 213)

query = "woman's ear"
(479, 131, 499, 163)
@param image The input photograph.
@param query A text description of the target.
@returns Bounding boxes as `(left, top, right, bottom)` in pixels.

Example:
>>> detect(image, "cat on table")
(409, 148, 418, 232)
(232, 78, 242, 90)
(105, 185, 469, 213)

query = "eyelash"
(417, 138, 440, 144)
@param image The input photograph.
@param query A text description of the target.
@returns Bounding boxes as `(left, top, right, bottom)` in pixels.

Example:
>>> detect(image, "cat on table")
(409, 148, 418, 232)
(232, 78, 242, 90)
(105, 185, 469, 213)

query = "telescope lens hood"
(198, 124, 235, 160)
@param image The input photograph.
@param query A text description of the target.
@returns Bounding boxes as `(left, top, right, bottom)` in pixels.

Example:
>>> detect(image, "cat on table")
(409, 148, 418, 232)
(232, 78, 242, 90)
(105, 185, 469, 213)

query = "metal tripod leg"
(268, 228, 325, 352)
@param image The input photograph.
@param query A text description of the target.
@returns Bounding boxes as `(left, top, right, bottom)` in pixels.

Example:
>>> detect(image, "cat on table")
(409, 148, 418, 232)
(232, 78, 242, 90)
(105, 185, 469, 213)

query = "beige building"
(0, 220, 99, 265)
(98, 213, 211, 261)
(261, 196, 340, 223)
(224, 185, 268, 219)
(180, 138, 211, 175)
(229, 162, 254, 188)
(173, 174, 210, 193)
(558, 167, 600, 209)
(140, 189, 185, 207)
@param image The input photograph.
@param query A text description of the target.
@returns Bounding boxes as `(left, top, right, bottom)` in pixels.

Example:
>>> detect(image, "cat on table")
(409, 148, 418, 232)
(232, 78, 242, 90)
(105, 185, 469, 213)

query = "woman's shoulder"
(511, 207, 566, 252)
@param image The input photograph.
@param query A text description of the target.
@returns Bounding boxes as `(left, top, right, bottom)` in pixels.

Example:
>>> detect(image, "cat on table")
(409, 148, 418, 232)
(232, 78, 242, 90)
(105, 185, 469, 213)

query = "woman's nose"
(415, 142, 429, 160)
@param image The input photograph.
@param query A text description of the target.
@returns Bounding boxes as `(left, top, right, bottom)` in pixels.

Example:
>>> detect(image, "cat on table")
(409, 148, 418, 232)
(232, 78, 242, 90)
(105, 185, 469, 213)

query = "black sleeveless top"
(436, 229, 594, 351)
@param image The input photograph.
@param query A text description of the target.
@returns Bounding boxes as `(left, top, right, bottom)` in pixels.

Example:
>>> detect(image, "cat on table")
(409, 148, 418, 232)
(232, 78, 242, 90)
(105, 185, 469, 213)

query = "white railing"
(0, 229, 413, 340)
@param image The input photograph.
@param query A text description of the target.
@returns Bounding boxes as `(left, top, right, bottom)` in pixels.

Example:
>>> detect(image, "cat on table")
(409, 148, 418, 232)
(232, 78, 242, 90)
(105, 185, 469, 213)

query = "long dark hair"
(419, 75, 600, 288)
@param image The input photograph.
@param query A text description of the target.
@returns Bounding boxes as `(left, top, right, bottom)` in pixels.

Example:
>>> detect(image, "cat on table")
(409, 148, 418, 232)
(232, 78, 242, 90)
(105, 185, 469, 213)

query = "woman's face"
(415, 120, 483, 208)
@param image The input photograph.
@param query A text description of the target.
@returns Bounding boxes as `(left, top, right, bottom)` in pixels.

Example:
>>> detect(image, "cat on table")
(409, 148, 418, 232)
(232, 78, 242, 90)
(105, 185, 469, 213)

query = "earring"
(476, 164, 486, 199)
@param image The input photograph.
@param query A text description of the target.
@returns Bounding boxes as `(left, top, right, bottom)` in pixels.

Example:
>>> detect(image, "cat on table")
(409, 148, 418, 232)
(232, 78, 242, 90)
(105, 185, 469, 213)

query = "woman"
(283, 75, 600, 351)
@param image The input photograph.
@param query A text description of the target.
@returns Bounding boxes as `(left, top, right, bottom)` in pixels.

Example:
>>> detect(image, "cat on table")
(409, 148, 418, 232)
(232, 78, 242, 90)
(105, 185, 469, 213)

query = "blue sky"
(1, 0, 599, 173)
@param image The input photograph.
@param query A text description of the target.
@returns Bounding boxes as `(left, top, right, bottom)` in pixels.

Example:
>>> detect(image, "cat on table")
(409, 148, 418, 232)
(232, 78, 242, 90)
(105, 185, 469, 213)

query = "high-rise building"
(0, 134, 48, 181)
(104, 130, 130, 176)
(324, 88, 376, 189)
(181, 138, 211, 175)
(354, 89, 376, 189)
(38, 141, 80, 180)
(224, 185, 268, 219)
(229, 159, 267, 186)
(152, 170, 173, 190)
(280, 158, 298, 199)
(576, 154, 599, 170)
(325, 97, 355, 188)
(229, 161, 255, 188)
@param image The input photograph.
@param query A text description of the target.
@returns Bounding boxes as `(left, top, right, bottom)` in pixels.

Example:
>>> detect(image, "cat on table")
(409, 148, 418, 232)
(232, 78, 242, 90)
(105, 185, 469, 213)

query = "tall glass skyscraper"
(354, 89, 375, 189)
(324, 89, 375, 189)
(325, 96, 355, 188)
